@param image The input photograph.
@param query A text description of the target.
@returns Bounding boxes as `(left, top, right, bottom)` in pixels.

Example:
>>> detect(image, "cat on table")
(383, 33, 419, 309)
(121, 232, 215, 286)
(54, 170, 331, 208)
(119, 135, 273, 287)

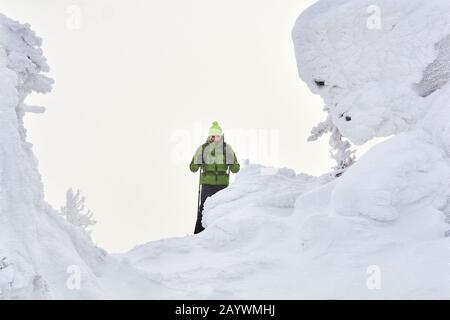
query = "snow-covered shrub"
(308, 112, 355, 175)
(60, 189, 96, 235)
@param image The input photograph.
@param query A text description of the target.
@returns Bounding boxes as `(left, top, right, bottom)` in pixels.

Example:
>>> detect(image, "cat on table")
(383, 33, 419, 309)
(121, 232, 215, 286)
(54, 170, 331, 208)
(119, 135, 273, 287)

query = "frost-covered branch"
(328, 127, 356, 175)
(307, 115, 333, 142)
(17, 103, 46, 114)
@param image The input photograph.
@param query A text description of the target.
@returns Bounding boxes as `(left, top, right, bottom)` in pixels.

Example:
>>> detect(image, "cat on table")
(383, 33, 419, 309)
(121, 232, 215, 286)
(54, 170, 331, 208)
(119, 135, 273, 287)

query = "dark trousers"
(194, 184, 227, 234)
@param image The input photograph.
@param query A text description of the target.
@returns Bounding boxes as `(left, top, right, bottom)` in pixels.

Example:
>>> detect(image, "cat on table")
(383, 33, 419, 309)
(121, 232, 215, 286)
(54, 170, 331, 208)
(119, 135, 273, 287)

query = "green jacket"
(190, 137, 240, 186)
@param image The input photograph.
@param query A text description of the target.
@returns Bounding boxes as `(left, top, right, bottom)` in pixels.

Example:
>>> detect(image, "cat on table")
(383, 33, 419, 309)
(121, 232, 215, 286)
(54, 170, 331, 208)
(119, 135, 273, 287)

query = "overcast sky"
(1, 0, 340, 253)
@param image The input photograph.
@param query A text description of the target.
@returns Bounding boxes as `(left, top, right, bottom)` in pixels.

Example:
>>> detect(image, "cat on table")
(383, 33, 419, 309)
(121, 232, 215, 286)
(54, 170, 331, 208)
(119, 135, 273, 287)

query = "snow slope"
(2, 0, 450, 299)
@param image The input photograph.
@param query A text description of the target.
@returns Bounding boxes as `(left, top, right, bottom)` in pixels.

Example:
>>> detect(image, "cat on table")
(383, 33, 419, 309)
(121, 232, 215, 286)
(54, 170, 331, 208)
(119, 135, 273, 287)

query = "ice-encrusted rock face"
(292, 0, 450, 145)
(0, 14, 106, 299)
(292, 0, 450, 221)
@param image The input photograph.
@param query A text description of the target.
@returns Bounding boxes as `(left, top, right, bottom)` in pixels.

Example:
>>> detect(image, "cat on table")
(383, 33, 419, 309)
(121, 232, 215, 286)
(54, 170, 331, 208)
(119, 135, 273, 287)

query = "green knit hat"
(208, 121, 223, 136)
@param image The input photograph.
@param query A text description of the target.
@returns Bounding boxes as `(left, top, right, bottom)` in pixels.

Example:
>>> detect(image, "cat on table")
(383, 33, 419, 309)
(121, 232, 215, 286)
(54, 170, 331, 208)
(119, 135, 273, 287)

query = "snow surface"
(122, 164, 450, 299)
(2, 0, 450, 299)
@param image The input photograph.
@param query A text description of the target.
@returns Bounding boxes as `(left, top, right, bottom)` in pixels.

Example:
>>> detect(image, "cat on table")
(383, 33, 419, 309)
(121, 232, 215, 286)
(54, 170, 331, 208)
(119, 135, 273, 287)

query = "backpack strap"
(223, 141, 231, 175)
(201, 142, 208, 164)
(223, 141, 226, 163)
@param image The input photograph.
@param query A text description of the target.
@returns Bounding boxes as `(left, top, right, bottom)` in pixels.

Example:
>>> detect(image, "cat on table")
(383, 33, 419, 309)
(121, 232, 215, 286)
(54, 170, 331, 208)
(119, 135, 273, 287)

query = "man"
(190, 121, 240, 234)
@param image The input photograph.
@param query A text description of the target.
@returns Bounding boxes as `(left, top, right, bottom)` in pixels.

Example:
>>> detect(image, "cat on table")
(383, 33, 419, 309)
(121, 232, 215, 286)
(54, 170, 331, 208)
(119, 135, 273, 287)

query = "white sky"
(1, 0, 340, 253)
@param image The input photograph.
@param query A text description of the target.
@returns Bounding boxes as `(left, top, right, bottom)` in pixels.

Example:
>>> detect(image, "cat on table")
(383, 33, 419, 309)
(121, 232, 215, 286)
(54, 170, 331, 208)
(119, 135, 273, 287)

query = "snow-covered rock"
(292, 0, 450, 222)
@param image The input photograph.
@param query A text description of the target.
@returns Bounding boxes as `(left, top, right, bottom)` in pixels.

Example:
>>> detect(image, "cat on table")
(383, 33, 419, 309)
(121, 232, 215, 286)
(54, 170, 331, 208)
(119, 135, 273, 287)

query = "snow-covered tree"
(60, 189, 96, 234)
(307, 115, 355, 176)
(0, 14, 54, 147)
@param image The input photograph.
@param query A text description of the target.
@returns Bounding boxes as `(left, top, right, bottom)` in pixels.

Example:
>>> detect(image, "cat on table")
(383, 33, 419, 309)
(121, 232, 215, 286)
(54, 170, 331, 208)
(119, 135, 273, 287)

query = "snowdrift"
(124, 163, 449, 299)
